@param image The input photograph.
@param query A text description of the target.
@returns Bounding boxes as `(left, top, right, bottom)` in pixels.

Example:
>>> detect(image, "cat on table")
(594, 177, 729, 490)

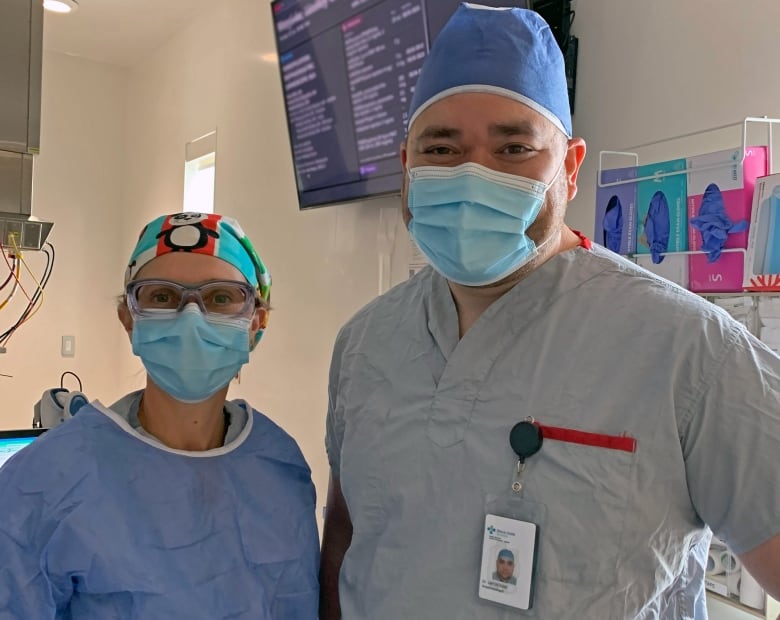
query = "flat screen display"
(270, 0, 532, 209)
(0, 429, 46, 469)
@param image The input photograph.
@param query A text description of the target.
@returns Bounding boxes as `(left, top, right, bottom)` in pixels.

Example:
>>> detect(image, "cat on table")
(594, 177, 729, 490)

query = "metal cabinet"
(0, 0, 43, 218)
(0, 0, 43, 155)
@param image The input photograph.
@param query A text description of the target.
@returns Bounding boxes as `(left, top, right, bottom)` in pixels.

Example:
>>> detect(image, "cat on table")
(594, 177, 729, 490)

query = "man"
(493, 549, 518, 586)
(320, 4, 780, 619)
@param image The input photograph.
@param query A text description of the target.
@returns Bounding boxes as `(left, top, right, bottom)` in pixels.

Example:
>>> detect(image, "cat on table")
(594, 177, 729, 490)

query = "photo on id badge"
(479, 514, 537, 610)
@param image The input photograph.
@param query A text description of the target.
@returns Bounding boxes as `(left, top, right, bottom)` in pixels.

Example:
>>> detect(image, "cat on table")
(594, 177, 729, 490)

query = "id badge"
(479, 495, 546, 613)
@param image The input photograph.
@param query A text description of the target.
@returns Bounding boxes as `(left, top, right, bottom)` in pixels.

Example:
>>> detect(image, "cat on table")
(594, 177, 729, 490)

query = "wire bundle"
(0, 237, 55, 352)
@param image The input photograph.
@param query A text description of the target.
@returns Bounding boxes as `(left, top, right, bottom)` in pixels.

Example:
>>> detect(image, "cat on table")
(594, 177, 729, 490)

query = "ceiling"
(43, 0, 215, 67)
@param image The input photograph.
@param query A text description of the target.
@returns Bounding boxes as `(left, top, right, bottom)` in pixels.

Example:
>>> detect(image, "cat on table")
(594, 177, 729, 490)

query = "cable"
(0, 238, 33, 306)
(0, 260, 20, 311)
(60, 371, 83, 392)
(0, 254, 16, 291)
(0, 239, 43, 345)
(0, 240, 21, 308)
(0, 242, 54, 348)
(7, 236, 46, 328)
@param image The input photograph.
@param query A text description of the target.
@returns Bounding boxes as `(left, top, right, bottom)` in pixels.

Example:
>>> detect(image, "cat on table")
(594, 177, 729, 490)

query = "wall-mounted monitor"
(270, 0, 575, 210)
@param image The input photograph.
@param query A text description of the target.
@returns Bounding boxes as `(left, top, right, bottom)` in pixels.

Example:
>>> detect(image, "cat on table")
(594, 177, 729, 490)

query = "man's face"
(400, 92, 583, 251)
(496, 555, 515, 580)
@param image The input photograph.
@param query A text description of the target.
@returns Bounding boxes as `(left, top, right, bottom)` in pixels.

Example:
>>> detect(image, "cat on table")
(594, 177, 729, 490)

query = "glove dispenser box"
(635, 159, 688, 263)
(745, 173, 780, 292)
(594, 166, 637, 255)
(687, 146, 768, 293)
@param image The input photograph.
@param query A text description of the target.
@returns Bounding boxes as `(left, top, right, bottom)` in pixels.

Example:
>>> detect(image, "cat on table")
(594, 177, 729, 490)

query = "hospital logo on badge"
(487, 526, 496, 535)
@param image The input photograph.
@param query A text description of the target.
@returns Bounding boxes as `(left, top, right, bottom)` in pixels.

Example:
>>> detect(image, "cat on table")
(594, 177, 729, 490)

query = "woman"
(0, 212, 319, 618)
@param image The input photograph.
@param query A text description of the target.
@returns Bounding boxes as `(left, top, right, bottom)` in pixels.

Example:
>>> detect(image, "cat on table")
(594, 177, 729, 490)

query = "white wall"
(568, 0, 780, 236)
(0, 52, 127, 429)
(120, 0, 410, 521)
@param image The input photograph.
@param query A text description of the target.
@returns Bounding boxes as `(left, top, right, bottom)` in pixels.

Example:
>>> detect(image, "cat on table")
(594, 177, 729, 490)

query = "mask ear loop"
(529, 154, 571, 257)
(543, 154, 568, 193)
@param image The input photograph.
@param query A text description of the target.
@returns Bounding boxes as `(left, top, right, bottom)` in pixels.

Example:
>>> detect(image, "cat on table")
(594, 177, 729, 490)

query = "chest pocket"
(527, 438, 638, 588)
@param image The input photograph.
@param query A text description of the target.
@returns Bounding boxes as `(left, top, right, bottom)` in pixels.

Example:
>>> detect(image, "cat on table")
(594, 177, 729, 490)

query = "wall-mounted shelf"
(598, 116, 780, 188)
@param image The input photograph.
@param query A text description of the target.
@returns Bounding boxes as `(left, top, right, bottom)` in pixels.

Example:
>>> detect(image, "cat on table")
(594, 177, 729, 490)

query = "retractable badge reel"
(478, 418, 546, 613)
(509, 419, 543, 493)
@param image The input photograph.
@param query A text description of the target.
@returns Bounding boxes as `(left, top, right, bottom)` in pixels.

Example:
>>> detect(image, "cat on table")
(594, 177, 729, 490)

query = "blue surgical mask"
(131, 305, 251, 404)
(407, 162, 557, 286)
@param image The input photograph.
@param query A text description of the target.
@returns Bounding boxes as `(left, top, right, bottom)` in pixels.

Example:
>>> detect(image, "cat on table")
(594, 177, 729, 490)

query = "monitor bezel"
(0, 428, 48, 440)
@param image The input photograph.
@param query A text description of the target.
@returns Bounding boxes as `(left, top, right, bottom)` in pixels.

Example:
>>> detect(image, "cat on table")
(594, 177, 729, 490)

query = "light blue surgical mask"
(407, 162, 559, 286)
(131, 305, 251, 404)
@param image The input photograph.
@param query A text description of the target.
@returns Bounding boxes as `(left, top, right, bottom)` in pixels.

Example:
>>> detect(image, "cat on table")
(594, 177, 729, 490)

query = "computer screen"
(0, 429, 46, 469)
(270, 0, 536, 210)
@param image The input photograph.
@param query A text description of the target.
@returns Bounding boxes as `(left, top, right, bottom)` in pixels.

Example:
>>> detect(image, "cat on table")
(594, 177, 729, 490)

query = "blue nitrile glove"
(690, 183, 748, 263)
(602, 195, 623, 253)
(645, 190, 670, 264)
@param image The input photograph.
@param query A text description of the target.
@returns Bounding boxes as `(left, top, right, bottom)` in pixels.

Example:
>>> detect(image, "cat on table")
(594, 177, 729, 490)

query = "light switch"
(61, 335, 75, 357)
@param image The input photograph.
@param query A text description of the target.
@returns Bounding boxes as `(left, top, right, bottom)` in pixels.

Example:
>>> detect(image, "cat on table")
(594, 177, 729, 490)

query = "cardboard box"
(635, 254, 688, 289)
(688, 249, 746, 294)
(745, 173, 780, 292)
(705, 576, 729, 598)
(688, 146, 767, 251)
(635, 159, 688, 261)
(688, 146, 767, 293)
(594, 167, 637, 255)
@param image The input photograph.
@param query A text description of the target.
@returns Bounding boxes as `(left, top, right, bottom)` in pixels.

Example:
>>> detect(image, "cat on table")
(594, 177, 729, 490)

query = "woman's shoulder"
(233, 401, 312, 474)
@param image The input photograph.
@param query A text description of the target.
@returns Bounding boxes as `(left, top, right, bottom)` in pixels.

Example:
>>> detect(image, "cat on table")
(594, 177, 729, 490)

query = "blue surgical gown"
(0, 401, 319, 619)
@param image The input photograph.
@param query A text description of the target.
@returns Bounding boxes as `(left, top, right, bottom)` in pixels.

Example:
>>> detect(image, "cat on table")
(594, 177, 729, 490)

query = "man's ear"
(564, 137, 587, 201)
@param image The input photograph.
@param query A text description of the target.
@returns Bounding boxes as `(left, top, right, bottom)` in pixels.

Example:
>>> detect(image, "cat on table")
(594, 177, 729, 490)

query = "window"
(183, 131, 217, 214)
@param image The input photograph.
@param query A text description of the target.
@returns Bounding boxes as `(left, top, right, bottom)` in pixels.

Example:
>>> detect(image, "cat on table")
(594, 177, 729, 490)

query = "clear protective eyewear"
(125, 279, 258, 319)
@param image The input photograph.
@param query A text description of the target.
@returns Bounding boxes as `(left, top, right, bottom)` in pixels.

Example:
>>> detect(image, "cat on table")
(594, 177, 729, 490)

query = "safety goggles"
(125, 279, 258, 319)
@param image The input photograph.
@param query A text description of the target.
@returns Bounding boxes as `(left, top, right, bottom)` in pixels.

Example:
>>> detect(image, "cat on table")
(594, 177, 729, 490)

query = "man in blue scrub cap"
(493, 549, 518, 585)
(0, 212, 319, 619)
(321, 4, 780, 619)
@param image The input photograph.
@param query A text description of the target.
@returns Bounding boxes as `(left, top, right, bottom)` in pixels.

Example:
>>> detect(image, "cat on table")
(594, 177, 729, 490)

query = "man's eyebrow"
(414, 125, 462, 142)
(488, 120, 543, 139)
(413, 121, 543, 142)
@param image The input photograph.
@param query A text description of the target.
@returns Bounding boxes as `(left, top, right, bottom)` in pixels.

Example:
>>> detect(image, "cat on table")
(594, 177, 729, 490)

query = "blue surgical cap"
(645, 190, 670, 264)
(498, 549, 515, 561)
(407, 3, 571, 137)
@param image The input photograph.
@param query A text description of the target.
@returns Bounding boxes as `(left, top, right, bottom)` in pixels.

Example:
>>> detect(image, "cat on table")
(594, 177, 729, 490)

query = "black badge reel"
(509, 420, 543, 493)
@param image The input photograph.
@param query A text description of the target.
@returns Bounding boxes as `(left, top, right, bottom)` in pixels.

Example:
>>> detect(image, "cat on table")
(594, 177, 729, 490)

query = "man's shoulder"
(338, 267, 432, 335)
(575, 245, 717, 313)
(571, 246, 753, 353)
